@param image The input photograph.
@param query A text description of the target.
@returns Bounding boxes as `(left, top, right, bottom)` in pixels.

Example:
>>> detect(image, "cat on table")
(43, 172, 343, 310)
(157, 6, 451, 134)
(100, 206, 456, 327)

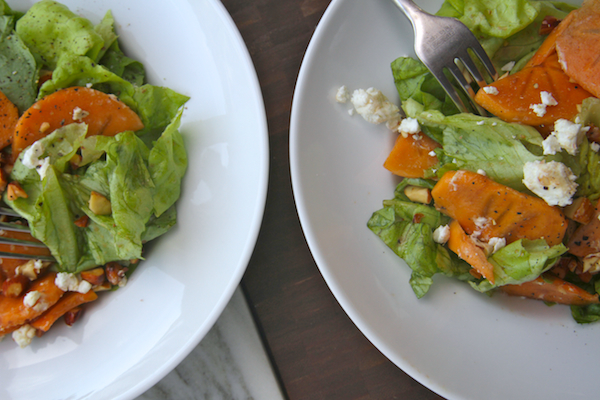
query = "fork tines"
(0, 206, 55, 261)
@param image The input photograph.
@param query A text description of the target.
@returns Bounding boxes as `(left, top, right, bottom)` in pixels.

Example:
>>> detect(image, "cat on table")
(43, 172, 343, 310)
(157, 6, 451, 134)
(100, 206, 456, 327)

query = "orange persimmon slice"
(431, 170, 567, 246)
(31, 289, 97, 332)
(475, 53, 593, 136)
(500, 274, 599, 306)
(12, 86, 144, 160)
(447, 219, 495, 283)
(556, 0, 600, 99)
(383, 132, 440, 178)
(0, 90, 18, 151)
(0, 272, 63, 334)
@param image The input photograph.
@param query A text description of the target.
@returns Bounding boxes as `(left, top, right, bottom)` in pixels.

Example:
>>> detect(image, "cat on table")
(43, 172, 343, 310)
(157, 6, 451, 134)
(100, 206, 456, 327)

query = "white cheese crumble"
(522, 160, 578, 206)
(529, 91, 558, 118)
(55, 272, 91, 294)
(72, 106, 89, 121)
(428, 150, 437, 157)
(477, 169, 487, 176)
(540, 91, 558, 106)
(432, 225, 450, 244)
(350, 87, 400, 129)
(21, 141, 45, 169)
(12, 324, 36, 348)
(487, 237, 506, 254)
(482, 86, 499, 95)
(399, 117, 420, 135)
(592, 142, 600, 152)
(529, 103, 547, 117)
(335, 85, 350, 103)
(21, 141, 51, 179)
(542, 119, 586, 156)
(473, 217, 491, 230)
(23, 291, 41, 308)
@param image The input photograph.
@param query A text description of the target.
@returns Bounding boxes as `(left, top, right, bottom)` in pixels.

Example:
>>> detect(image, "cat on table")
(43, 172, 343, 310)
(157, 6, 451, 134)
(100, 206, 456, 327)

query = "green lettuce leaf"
(5, 119, 187, 273)
(15, 0, 105, 69)
(368, 180, 474, 298)
(470, 239, 567, 292)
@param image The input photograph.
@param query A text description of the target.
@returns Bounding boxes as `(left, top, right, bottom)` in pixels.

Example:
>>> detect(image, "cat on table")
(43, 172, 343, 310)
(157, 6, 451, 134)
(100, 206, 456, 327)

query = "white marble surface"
(136, 287, 285, 400)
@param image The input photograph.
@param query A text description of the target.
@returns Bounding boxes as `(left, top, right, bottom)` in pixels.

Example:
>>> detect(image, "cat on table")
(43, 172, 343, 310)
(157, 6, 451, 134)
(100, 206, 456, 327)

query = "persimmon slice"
(431, 170, 567, 246)
(0, 90, 18, 151)
(500, 274, 599, 306)
(475, 53, 593, 136)
(447, 219, 495, 283)
(12, 86, 144, 160)
(383, 132, 440, 178)
(556, 0, 600, 99)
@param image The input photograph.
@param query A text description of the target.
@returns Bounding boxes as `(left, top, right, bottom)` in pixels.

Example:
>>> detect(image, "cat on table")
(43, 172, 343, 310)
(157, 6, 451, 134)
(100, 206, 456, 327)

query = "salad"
(0, 0, 188, 347)
(341, 0, 600, 323)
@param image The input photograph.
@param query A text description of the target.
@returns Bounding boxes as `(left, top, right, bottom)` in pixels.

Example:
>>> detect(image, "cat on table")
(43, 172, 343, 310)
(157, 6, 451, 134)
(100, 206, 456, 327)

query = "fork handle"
(390, 0, 428, 28)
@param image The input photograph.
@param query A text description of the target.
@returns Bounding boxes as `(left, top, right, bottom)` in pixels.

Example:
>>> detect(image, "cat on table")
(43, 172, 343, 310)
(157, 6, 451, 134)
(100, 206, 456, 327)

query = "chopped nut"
(88, 191, 111, 215)
(92, 281, 112, 292)
(81, 267, 105, 286)
(404, 185, 432, 204)
(7, 181, 28, 200)
(74, 215, 89, 228)
(70, 154, 82, 170)
(16, 259, 48, 281)
(564, 197, 594, 224)
(39, 122, 50, 134)
(582, 253, 600, 274)
(64, 306, 83, 326)
(2, 275, 29, 297)
(105, 262, 128, 286)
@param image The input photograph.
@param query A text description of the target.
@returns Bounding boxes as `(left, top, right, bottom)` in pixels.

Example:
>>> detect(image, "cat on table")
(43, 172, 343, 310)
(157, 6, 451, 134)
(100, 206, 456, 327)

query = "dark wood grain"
(221, 0, 445, 398)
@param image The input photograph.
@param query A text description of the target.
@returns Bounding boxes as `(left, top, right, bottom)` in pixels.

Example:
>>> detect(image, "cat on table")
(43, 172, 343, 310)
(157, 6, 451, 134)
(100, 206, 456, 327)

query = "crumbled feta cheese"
(529, 103, 547, 117)
(542, 134, 561, 155)
(540, 91, 558, 106)
(477, 169, 486, 176)
(72, 106, 89, 121)
(473, 217, 491, 229)
(78, 279, 92, 294)
(350, 88, 400, 128)
(522, 160, 578, 206)
(530, 91, 558, 118)
(399, 117, 420, 135)
(428, 150, 437, 157)
(476, 120, 485, 125)
(347, 108, 355, 116)
(21, 141, 52, 179)
(592, 142, 600, 152)
(488, 237, 506, 254)
(548, 119, 585, 155)
(36, 157, 51, 179)
(501, 61, 515, 71)
(12, 324, 36, 348)
(335, 85, 350, 103)
(21, 141, 45, 169)
(482, 86, 499, 95)
(433, 225, 450, 244)
(23, 291, 41, 308)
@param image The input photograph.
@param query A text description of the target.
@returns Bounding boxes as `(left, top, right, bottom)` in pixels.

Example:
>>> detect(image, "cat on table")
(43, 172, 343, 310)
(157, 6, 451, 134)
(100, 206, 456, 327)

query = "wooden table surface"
(220, 0, 445, 398)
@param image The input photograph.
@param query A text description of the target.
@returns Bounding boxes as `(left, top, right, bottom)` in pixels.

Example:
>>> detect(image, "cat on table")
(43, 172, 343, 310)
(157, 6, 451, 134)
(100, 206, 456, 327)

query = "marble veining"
(136, 288, 284, 400)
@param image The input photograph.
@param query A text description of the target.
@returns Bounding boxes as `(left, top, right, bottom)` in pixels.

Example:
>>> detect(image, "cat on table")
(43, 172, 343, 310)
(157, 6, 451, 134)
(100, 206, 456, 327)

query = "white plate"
(290, 1, 597, 399)
(0, 1, 268, 399)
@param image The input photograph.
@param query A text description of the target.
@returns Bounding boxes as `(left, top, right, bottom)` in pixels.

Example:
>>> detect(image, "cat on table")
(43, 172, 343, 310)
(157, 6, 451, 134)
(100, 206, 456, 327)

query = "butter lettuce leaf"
(6, 119, 187, 273)
(368, 179, 474, 298)
(16, 0, 105, 69)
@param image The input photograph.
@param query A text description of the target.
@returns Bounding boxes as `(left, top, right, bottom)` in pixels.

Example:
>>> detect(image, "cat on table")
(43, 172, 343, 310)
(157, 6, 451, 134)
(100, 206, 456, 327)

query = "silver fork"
(391, 0, 499, 114)
(0, 206, 55, 261)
